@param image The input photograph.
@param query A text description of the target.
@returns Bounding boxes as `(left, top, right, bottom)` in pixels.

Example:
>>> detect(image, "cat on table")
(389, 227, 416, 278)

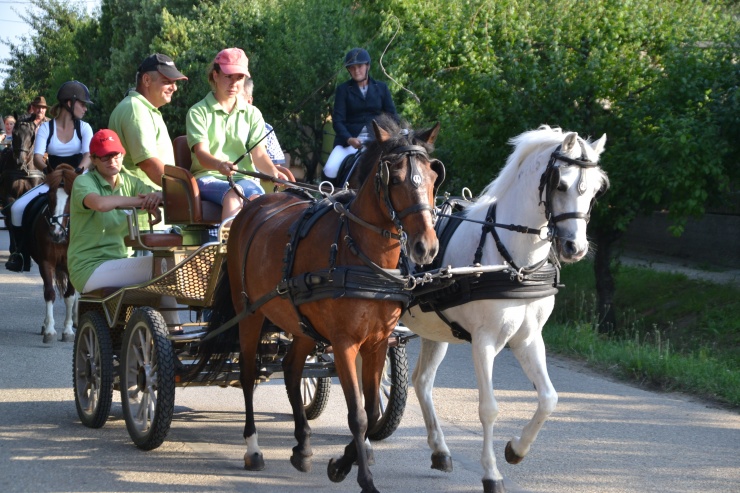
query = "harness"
(203, 141, 443, 345)
(413, 141, 603, 342)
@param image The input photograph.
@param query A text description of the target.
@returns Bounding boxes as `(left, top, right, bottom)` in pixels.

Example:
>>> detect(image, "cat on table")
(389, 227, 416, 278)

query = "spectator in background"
(242, 78, 286, 165)
(27, 96, 49, 130)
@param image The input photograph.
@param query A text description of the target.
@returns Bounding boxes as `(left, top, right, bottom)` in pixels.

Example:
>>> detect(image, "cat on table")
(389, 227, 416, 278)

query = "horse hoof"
(290, 451, 312, 473)
(483, 478, 506, 493)
(431, 452, 453, 472)
(327, 458, 349, 483)
(504, 441, 524, 465)
(61, 333, 75, 343)
(42, 333, 54, 344)
(244, 452, 265, 471)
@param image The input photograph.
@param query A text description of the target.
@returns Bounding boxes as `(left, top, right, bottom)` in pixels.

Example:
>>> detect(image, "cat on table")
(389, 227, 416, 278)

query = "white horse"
(402, 125, 608, 493)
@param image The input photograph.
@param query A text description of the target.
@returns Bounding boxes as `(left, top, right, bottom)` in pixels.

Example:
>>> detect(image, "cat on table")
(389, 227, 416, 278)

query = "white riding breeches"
(323, 145, 358, 179)
(10, 183, 49, 227)
(83, 256, 180, 325)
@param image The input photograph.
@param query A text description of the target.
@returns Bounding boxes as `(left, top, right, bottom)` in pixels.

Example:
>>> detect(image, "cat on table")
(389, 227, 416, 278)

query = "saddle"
(322, 150, 363, 188)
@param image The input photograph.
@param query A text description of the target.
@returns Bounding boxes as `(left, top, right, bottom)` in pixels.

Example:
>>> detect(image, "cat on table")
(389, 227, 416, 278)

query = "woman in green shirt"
(185, 47, 289, 221)
(68, 129, 178, 325)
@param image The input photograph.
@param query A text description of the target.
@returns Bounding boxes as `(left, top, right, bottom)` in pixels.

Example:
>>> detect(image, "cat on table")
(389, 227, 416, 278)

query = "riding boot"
(5, 224, 25, 272)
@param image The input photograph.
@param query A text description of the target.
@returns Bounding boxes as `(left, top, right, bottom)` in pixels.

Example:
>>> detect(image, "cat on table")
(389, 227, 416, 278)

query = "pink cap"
(90, 129, 125, 157)
(214, 48, 250, 76)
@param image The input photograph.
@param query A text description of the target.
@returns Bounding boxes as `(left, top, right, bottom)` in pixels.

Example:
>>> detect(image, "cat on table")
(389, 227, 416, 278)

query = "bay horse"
(193, 115, 444, 493)
(0, 114, 44, 253)
(27, 164, 78, 343)
(402, 125, 608, 493)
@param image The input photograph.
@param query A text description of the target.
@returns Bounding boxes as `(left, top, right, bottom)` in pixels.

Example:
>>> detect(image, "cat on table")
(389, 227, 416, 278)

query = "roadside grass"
(546, 260, 740, 409)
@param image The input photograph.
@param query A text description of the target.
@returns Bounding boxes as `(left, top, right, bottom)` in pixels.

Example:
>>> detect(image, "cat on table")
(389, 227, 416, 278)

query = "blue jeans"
(196, 175, 265, 205)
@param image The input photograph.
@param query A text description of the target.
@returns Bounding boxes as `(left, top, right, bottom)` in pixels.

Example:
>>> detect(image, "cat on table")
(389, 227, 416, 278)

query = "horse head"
(11, 113, 37, 172)
(354, 115, 444, 266)
(539, 129, 609, 262)
(45, 164, 79, 243)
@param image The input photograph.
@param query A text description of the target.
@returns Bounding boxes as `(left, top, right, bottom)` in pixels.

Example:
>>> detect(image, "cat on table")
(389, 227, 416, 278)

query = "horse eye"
(556, 181, 568, 192)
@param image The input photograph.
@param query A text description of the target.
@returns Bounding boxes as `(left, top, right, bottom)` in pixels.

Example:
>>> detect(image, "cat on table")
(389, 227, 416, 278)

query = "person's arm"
(250, 144, 289, 181)
(83, 190, 162, 213)
(380, 84, 398, 119)
(332, 83, 354, 146)
(77, 122, 93, 171)
(136, 157, 168, 185)
(191, 143, 235, 177)
(33, 121, 50, 172)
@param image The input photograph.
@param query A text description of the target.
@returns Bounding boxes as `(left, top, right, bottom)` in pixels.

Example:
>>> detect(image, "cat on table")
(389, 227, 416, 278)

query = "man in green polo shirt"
(109, 53, 188, 191)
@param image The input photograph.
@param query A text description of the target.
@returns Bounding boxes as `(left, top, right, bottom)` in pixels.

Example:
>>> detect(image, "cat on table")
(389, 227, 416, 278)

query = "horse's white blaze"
(52, 187, 69, 238)
(402, 125, 607, 489)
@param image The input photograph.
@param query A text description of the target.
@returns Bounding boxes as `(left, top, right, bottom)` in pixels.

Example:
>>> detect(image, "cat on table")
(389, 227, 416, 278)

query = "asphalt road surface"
(0, 228, 738, 493)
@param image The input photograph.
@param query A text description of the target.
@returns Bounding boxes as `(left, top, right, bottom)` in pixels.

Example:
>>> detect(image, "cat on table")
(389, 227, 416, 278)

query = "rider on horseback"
(322, 48, 397, 185)
(5, 82, 94, 272)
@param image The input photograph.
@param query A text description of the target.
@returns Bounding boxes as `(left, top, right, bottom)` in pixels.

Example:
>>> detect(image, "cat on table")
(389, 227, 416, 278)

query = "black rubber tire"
(73, 311, 114, 429)
(367, 344, 409, 441)
(302, 355, 332, 420)
(120, 307, 176, 450)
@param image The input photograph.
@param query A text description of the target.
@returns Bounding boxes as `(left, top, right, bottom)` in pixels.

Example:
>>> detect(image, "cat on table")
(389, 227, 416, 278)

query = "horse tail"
(54, 266, 69, 296)
(183, 259, 240, 383)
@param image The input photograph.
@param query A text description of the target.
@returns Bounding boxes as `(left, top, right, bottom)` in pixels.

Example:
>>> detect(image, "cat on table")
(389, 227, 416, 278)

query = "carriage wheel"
(73, 311, 114, 429)
(368, 344, 409, 441)
(302, 355, 332, 420)
(120, 307, 176, 450)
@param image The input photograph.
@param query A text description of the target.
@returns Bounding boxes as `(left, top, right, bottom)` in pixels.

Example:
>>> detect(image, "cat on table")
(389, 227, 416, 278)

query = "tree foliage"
(1, 0, 737, 332)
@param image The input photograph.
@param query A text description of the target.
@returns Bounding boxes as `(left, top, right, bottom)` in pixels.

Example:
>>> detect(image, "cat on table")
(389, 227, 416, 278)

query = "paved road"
(0, 228, 738, 493)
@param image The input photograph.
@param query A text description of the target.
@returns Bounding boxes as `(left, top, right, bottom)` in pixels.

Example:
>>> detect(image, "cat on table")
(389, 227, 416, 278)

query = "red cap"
(214, 48, 250, 76)
(90, 129, 126, 157)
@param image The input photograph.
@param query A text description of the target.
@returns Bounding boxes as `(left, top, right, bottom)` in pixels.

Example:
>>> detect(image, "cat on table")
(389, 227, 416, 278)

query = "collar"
(206, 91, 246, 114)
(129, 90, 161, 114)
(90, 168, 121, 190)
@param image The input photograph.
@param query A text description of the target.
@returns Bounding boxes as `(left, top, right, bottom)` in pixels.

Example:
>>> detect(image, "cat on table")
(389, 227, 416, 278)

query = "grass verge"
(545, 260, 740, 409)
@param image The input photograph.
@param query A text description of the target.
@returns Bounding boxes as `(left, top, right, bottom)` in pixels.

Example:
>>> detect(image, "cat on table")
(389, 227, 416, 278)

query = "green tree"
(0, 0, 96, 118)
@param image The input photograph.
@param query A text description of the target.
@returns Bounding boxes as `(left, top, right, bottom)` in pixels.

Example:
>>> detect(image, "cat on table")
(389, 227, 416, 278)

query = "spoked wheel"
(120, 307, 175, 450)
(368, 344, 409, 441)
(73, 311, 114, 428)
(303, 354, 332, 420)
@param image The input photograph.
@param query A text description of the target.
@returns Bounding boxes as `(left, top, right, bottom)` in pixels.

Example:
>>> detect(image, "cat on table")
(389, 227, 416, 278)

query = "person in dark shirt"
(323, 48, 397, 179)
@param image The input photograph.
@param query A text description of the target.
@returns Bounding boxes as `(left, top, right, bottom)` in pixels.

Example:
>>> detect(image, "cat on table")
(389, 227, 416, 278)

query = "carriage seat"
(124, 232, 183, 249)
(162, 136, 221, 225)
(162, 135, 296, 226)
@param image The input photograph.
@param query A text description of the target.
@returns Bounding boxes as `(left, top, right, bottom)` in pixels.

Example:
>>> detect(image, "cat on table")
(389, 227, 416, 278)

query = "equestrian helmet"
(344, 48, 371, 67)
(57, 81, 93, 105)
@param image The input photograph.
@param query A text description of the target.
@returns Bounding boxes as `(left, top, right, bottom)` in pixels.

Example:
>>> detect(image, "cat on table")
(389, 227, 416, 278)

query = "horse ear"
(372, 120, 391, 143)
(562, 132, 578, 154)
(592, 133, 607, 156)
(416, 122, 441, 145)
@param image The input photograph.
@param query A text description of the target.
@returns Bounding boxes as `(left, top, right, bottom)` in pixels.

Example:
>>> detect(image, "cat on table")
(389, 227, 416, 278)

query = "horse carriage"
(67, 119, 606, 493)
(71, 120, 430, 458)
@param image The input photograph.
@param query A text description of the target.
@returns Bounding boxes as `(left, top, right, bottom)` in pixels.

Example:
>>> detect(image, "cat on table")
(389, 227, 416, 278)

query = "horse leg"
(40, 265, 57, 344)
(359, 340, 390, 463)
(281, 335, 316, 472)
(506, 331, 558, 465)
(412, 338, 454, 472)
(239, 313, 266, 471)
(61, 279, 76, 342)
(327, 345, 379, 493)
(471, 329, 506, 493)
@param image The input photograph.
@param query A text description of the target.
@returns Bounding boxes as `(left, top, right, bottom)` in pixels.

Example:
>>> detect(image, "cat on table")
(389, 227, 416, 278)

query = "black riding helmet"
(344, 48, 371, 67)
(57, 81, 93, 112)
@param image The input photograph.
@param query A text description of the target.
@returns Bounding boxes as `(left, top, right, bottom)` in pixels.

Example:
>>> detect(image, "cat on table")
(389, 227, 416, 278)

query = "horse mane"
(45, 163, 78, 195)
(465, 125, 569, 217)
(354, 114, 436, 186)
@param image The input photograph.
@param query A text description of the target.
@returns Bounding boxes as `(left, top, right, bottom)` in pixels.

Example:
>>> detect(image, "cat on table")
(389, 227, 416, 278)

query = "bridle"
(538, 140, 605, 230)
